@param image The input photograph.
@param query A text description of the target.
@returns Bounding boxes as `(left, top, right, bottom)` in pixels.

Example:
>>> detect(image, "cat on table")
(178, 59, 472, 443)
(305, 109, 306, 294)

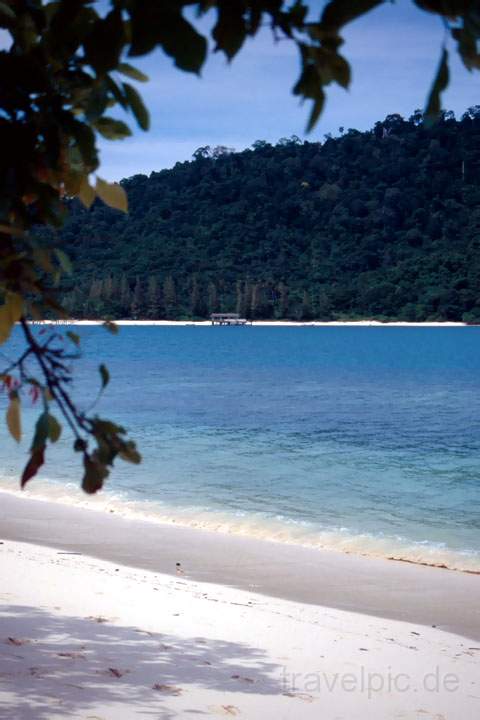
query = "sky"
(3, 2, 478, 180)
(98, 1, 479, 181)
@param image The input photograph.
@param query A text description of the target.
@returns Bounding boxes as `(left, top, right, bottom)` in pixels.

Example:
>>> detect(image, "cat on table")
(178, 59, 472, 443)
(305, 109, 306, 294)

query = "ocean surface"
(1, 324, 480, 572)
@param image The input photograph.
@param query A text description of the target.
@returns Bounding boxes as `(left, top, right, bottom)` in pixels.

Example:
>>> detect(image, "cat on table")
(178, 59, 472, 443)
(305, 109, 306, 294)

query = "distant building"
(210, 313, 248, 326)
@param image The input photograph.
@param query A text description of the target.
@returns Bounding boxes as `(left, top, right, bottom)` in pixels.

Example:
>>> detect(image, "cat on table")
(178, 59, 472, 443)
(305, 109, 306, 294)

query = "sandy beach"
(1, 492, 479, 719)
(28, 319, 469, 327)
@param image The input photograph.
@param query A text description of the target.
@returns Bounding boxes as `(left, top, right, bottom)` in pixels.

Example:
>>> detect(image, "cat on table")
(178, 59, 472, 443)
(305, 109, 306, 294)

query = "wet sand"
(1, 491, 479, 641)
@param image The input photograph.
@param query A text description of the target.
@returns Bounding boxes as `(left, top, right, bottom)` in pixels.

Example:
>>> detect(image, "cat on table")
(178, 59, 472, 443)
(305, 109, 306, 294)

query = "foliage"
(53, 111, 480, 324)
(1, 1, 480, 491)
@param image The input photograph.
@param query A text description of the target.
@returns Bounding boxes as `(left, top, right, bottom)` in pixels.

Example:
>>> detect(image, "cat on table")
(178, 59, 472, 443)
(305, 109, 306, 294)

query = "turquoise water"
(1, 325, 480, 571)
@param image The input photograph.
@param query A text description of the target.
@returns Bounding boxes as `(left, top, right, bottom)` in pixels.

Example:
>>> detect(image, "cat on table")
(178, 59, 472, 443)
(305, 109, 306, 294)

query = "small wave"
(1, 475, 479, 574)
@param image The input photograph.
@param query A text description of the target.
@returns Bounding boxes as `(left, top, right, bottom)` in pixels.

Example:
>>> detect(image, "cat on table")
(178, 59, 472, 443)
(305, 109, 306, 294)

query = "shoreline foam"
(1, 479, 478, 574)
(1, 490, 479, 641)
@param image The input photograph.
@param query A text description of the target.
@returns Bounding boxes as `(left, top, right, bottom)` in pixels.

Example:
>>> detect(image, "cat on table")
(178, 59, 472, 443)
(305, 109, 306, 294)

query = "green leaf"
(128, 5, 206, 71)
(293, 50, 318, 99)
(320, 0, 384, 31)
(92, 418, 125, 435)
(83, 8, 126, 74)
(0, 309, 12, 345)
(84, 84, 110, 124)
(71, 121, 98, 172)
(0, 2, 16, 22)
(127, 5, 158, 56)
(31, 412, 49, 452)
(292, 54, 326, 131)
(21, 446, 45, 488)
(157, 14, 207, 73)
(212, 5, 246, 59)
(451, 25, 480, 72)
(0, 293, 24, 345)
(425, 47, 449, 122)
(94, 117, 132, 140)
(66, 331, 81, 346)
(119, 441, 142, 464)
(105, 76, 128, 110)
(95, 177, 128, 212)
(78, 177, 96, 209)
(123, 83, 150, 130)
(99, 363, 110, 389)
(117, 63, 149, 82)
(82, 454, 109, 494)
(306, 92, 326, 133)
(327, 53, 351, 89)
(63, 168, 83, 197)
(6, 393, 21, 443)
(7, 293, 23, 321)
(54, 248, 73, 274)
(47, 414, 62, 443)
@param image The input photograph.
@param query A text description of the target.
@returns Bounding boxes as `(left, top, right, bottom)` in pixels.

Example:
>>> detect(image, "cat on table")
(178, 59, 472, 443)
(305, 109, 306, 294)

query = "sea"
(1, 324, 479, 573)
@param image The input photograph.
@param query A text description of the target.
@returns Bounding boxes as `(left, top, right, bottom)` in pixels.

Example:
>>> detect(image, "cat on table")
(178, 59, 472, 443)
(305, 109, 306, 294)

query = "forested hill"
(57, 109, 480, 322)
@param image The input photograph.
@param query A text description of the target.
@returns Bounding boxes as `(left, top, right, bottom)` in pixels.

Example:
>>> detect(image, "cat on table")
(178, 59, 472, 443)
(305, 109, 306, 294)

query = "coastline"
(1, 491, 479, 642)
(2, 540, 479, 719)
(1, 478, 479, 575)
(4, 324, 480, 716)
(27, 319, 469, 327)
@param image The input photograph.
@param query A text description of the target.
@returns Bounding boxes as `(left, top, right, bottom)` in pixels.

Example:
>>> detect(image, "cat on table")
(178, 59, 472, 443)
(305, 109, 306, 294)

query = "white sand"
(27, 319, 468, 327)
(1, 540, 479, 719)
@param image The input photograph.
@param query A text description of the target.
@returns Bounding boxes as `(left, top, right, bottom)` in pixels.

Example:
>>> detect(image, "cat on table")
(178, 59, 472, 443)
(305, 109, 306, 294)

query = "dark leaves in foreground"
(1, 0, 479, 493)
(8, 324, 140, 493)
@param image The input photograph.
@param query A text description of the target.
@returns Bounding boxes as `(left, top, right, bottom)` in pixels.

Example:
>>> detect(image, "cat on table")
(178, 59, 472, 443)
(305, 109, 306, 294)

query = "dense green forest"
(52, 108, 480, 322)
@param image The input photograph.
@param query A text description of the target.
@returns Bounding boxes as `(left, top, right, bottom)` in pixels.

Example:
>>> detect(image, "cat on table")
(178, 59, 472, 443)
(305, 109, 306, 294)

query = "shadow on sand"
(0, 604, 284, 719)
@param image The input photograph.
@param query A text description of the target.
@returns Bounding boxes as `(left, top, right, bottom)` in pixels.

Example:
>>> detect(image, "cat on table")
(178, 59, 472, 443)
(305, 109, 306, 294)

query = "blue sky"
(2, 2, 477, 180)
(99, 2, 479, 181)
(10, 1, 478, 181)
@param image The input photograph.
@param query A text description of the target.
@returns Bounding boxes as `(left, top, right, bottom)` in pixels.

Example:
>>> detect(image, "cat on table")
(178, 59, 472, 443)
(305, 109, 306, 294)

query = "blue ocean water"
(1, 325, 480, 571)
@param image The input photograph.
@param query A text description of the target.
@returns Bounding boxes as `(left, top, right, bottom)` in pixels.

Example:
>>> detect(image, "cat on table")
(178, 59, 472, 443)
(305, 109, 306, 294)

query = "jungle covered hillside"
(55, 109, 480, 322)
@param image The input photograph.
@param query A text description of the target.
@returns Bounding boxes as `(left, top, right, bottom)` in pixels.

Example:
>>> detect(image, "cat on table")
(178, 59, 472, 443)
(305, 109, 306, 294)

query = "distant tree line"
(47, 107, 480, 322)
(62, 274, 321, 320)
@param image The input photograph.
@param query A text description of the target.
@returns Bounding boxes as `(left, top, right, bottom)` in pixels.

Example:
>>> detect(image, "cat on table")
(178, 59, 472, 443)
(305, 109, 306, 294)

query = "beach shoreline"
(0, 477, 477, 575)
(1, 490, 479, 642)
(26, 319, 470, 327)
(1, 540, 479, 719)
